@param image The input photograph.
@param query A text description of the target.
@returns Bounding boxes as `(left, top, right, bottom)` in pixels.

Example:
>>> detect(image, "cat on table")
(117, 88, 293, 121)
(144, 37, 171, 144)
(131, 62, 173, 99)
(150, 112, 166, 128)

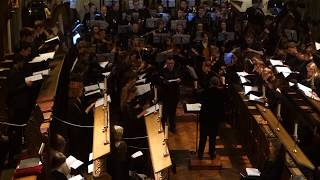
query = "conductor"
(197, 76, 225, 160)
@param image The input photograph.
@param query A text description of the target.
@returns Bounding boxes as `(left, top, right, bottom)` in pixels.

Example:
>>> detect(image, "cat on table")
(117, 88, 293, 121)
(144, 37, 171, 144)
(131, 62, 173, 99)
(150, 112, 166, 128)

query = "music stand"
(118, 25, 132, 34)
(218, 32, 235, 41)
(170, 20, 187, 30)
(153, 33, 170, 44)
(161, 0, 176, 7)
(172, 34, 190, 45)
(284, 29, 298, 42)
(89, 20, 109, 30)
(146, 18, 160, 28)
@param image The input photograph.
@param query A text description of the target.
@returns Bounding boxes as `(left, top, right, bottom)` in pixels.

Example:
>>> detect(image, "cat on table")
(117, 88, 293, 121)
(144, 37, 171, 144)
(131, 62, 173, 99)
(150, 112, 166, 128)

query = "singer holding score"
(159, 56, 182, 133)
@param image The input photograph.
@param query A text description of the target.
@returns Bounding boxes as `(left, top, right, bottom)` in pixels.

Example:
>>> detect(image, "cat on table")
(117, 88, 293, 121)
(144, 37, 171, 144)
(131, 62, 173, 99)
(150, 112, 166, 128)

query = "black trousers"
(198, 123, 218, 157)
(162, 99, 178, 129)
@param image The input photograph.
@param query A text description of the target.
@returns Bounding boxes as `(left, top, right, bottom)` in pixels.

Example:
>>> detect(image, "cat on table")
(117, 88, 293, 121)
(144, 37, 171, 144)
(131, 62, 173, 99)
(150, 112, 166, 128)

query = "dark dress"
(66, 98, 93, 164)
(198, 86, 226, 158)
(159, 66, 182, 131)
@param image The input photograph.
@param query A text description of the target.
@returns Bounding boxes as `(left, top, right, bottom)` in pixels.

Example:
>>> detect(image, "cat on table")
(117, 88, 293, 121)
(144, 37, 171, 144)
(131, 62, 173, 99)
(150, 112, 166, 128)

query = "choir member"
(160, 56, 182, 132)
(7, 43, 34, 164)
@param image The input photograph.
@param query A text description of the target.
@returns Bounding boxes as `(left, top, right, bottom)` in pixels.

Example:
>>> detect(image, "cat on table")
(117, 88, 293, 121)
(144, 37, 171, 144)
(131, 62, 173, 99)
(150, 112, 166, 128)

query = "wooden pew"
(231, 84, 313, 179)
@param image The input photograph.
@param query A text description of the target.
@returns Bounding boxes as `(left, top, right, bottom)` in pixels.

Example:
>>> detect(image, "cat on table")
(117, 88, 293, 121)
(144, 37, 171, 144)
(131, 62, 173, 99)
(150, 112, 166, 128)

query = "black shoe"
(169, 127, 176, 133)
(198, 153, 203, 160)
(210, 152, 216, 160)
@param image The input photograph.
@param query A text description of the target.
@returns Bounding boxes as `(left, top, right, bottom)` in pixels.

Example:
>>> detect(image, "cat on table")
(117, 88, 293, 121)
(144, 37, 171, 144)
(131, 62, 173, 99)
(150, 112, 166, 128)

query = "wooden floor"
(167, 87, 252, 180)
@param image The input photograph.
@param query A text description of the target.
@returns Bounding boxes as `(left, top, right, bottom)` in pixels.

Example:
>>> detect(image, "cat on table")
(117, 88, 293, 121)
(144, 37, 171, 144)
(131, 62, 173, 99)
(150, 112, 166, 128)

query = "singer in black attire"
(197, 76, 225, 159)
(160, 57, 182, 133)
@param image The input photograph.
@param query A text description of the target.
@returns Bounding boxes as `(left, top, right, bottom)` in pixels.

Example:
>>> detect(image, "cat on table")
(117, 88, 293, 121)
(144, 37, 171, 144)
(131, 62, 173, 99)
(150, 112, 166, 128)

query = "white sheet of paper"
(240, 76, 250, 84)
(99, 61, 109, 68)
(98, 82, 105, 90)
(316, 42, 320, 50)
(138, 73, 147, 80)
(270, 59, 284, 66)
(131, 151, 143, 159)
(17, 158, 42, 169)
(94, 96, 111, 108)
(297, 83, 312, 93)
(84, 84, 99, 92)
(244, 86, 258, 94)
(246, 168, 261, 176)
(0, 68, 10, 72)
(186, 103, 202, 112)
(136, 78, 146, 84)
(45, 36, 59, 43)
(136, 83, 151, 96)
(68, 174, 84, 180)
(84, 89, 101, 96)
(168, 78, 180, 83)
(66, 156, 83, 169)
(25, 74, 43, 82)
(29, 52, 55, 63)
(249, 94, 263, 102)
(275, 66, 292, 74)
(33, 69, 50, 76)
(289, 82, 295, 87)
(88, 164, 93, 173)
(237, 72, 249, 77)
(89, 153, 93, 161)
(144, 104, 160, 116)
(282, 72, 291, 78)
(102, 72, 111, 76)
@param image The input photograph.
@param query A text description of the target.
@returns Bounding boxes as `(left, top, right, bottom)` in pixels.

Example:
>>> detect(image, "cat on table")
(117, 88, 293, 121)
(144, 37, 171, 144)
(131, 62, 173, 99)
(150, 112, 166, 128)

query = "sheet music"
(84, 89, 101, 96)
(316, 42, 320, 50)
(289, 82, 295, 87)
(144, 104, 160, 116)
(25, 74, 43, 82)
(138, 73, 147, 80)
(244, 86, 258, 94)
(275, 66, 292, 74)
(282, 72, 291, 78)
(17, 158, 42, 169)
(186, 103, 202, 112)
(249, 94, 263, 103)
(246, 168, 261, 176)
(66, 156, 83, 169)
(102, 72, 111, 76)
(237, 72, 248, 77)
(168, 78, 180, 83)
(240, 76, 250, 84)
(0, 67, 10, 72)
(44, 36, 59, 43)
(68, 175, 84, 180)
(33, 69, 50, 76)
(131, 151, 143, 159)
(98, 82, 105, 90)
(136, 83, 151, 96)
(84, 84, 99, 92)
(94, 96, 111, 108)
(99, 61, 109, 68)
(297, 83, 312, 93)
(270, 59, 284, 66)
(136, 78, 146, 84)
(89, 153, 93, 161)
(29, 51, 55, 63)
(88, 164, 93, 174)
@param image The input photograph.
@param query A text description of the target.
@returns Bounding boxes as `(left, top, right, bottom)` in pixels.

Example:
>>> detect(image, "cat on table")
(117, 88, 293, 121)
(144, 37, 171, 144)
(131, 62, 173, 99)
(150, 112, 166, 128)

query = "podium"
(144, 112, 172, 179)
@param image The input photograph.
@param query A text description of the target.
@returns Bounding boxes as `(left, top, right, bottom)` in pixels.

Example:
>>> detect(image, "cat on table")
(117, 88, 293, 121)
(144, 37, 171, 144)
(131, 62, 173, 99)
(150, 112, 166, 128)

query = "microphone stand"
(103, 74, 110, 145)
(292, 122, 299, 153)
